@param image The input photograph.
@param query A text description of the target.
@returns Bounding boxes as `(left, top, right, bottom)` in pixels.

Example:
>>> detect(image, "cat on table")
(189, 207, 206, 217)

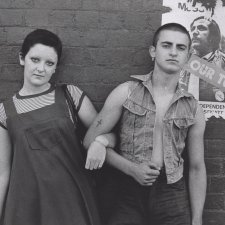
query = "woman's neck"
(19, 83, 51, 96)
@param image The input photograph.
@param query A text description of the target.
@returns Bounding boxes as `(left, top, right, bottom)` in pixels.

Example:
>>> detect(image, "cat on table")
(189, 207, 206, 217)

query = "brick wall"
(0, 0, 163, 106)
(0, 0, 224, 224)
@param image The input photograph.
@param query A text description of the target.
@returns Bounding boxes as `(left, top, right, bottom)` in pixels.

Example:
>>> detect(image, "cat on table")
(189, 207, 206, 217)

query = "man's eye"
(178, 46, 186, 51)
(162, 44, 170, 48)
(197, 26, 207, 31)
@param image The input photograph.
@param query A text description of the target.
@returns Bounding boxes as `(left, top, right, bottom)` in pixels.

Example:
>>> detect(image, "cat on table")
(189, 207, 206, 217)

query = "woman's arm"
(0, 127, 12, 219)
(78, 95, 97, 129)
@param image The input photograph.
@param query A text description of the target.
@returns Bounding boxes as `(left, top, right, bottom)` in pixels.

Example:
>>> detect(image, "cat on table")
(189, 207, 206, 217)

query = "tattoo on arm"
(96, 119, 102, 127)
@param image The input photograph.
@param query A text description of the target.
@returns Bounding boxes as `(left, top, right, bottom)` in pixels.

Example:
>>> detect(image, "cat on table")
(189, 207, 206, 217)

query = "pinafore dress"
(3, 86, 101, 225)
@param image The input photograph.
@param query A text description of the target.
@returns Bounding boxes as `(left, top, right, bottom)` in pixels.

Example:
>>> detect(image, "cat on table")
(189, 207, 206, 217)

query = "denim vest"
(119, 73, 198, 184)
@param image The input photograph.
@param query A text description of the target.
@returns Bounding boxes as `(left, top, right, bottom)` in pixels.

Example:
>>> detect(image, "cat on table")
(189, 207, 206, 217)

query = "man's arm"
(83, 82, 130, 149)
(106, 148, 160, 186)
(78, 95, 116, 147)
(83, 82, 160, 183)
(77, 95, 116, 169)
(83, 82, 130, 169)
(187, 104, 206, 225)
(0, 127, 12, 220)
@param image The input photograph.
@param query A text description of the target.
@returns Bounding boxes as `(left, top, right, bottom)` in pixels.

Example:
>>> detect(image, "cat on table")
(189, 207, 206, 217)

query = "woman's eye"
(46, 61, 54, 66)
(31, 57, 39, 63)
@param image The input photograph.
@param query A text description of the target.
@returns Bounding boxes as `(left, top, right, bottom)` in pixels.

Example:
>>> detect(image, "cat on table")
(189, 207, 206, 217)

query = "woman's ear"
(19, 52, 25, 66)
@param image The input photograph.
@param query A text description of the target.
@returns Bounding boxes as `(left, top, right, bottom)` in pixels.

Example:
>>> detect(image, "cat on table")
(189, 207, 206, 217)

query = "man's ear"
(149, 46, 156, 61)
(188, 50, 192, 60)
(19, 52, 25, 66)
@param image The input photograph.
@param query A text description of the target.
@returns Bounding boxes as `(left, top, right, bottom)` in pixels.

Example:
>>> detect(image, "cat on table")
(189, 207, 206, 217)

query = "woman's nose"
(36, 63, 45, 72)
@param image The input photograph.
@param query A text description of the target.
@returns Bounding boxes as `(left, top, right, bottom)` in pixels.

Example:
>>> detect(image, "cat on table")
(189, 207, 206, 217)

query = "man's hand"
(130, 162, 160, 186)
(85, 141, 106, 170)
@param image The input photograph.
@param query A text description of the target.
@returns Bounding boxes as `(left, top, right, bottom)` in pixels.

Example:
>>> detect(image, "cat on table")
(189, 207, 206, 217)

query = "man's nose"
(170, 47, 177, 56)
(192, 27, 198, 35)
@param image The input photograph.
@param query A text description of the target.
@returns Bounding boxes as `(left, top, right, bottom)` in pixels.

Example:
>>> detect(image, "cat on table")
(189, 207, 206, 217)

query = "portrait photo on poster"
(163, 0, 225, 120)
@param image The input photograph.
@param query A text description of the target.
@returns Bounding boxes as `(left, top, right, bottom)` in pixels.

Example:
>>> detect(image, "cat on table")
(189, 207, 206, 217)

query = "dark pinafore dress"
(3, 86, 101, 225)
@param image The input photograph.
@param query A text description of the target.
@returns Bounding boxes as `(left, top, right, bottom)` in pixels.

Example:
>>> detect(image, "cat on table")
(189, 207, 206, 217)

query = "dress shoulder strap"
(56, 84, 78, 124)
(3, 97, 17, 118)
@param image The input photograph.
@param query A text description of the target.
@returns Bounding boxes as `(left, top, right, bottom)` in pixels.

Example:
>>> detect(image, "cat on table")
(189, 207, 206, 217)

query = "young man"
(84, 23, 206, 225)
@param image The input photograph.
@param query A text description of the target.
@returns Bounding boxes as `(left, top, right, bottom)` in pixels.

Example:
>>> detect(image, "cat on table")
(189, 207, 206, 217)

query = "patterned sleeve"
(0, 103, 7, 129)
(66, 85, 85, 112)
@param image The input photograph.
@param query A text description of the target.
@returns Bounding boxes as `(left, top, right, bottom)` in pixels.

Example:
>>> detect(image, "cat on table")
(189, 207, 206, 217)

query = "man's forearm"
(105, 148, 135, 176)
(189, 165, 207, 225)
(100, 133, 117, 149)
(106, 148, 160, 186)
(84, 133, 116, 150)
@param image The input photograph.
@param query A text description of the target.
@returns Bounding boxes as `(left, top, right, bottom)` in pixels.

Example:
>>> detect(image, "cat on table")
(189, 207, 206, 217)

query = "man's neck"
(194, 47, 213, 58)
(151, 68, 180, 94)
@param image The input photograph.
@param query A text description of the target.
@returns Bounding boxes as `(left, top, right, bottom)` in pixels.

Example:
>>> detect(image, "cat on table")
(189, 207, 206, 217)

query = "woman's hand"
(85, 141, 106, 170)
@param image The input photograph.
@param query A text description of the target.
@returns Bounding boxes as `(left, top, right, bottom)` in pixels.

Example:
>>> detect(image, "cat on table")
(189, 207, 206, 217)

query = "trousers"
(100, 169, 191, 225)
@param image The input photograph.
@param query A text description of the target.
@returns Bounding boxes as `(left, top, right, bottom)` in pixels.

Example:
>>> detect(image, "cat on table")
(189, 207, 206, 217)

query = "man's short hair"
(190, 16, 221, 51)
(152, 23, 191, 49)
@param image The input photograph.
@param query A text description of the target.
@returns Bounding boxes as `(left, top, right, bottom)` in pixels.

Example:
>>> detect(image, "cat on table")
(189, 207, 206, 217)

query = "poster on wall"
(162, 0, 225, 120)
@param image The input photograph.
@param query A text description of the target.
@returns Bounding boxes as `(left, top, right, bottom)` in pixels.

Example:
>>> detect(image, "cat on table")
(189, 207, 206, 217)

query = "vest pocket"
(121, 100, 150, 160)
(25, 121, 62, 151)
(172, 118, 194, 144)
(173, 118, 194, 129)
(123, 100, 147, 116)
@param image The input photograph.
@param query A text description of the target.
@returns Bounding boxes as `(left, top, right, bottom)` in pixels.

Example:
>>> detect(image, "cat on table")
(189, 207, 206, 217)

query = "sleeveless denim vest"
(119, 73, 198, 184)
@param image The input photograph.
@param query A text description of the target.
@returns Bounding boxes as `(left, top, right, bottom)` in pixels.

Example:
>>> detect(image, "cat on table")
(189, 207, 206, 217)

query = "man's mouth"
(34, 74, 44, 77)
(166, 59, 178, 63)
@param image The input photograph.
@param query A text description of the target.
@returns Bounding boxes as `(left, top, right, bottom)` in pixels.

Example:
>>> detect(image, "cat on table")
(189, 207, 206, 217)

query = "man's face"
(150, 30, 190, 74)
(190, 18, 210, 52)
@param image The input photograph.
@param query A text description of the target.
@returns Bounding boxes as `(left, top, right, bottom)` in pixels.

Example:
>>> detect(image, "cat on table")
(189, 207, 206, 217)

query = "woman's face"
(20, 43, 58, 89)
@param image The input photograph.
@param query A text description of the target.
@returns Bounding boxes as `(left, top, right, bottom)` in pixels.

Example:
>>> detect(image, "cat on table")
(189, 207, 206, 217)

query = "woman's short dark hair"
(20, 29, 62, 64)
(152, 23, 191, 49)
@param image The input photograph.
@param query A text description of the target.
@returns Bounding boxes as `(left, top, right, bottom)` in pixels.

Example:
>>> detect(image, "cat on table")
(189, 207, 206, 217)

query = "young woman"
(0, 29, 111, 225)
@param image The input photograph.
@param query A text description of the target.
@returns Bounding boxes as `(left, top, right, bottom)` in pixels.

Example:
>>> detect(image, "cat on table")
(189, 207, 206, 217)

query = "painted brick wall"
(0, 0, 224, 224)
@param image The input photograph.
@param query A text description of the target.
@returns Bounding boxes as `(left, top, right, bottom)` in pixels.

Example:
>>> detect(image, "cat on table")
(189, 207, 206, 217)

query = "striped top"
(0, 84, 84, 129)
